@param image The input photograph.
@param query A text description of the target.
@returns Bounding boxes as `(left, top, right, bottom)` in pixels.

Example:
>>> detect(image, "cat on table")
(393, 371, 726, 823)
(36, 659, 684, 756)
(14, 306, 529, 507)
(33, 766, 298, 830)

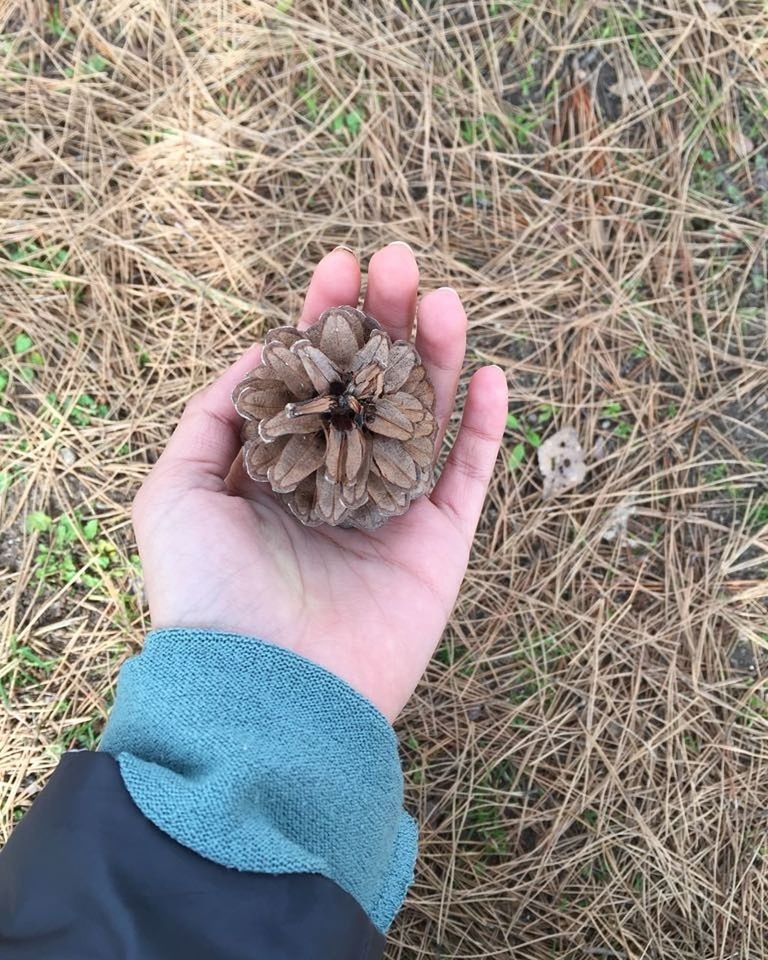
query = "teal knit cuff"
(99, 628, 417, 932)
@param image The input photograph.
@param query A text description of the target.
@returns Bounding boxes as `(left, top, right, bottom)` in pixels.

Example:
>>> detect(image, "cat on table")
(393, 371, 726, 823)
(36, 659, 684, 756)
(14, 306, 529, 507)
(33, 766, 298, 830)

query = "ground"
(1, 2, 767, 958)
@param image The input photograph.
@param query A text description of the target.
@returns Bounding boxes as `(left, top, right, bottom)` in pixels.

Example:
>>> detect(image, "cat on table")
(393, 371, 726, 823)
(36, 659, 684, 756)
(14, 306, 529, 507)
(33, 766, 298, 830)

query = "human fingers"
(429, 365, 508, 543)
(362, 241, 419, 342)
(298, 247, 361, 330)
(414, 286, 467, 453)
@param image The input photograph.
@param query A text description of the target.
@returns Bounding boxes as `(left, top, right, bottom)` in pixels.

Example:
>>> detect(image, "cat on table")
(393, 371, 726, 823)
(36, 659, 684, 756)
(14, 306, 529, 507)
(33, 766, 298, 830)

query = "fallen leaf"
(731, 129, 754, 158)
(538, 427, 587, 499)
(592, 436, 607, 461)
(601, 496, 637, 542)
(608, 67, 669, 100)
(608, 76, 647, 98)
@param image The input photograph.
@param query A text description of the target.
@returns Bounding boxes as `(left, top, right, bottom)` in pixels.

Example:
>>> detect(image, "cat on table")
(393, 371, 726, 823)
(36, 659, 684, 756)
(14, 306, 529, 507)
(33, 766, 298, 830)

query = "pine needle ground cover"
(1, 2, 766, 957)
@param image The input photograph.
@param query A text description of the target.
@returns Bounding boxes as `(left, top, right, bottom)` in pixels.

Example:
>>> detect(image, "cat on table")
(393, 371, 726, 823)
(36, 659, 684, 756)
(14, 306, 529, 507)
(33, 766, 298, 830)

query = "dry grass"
(2, 1, 767, 956)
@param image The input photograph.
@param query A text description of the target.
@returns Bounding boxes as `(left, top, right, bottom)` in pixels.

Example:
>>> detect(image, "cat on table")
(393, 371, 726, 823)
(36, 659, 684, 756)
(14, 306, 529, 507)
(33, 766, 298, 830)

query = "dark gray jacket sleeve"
(0, 751, 384, 960)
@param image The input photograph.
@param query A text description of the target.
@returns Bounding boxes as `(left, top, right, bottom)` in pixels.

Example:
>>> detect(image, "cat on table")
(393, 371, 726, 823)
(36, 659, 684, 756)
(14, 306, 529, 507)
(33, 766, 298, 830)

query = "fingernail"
(332, 245, 356, 256)
(388, 240, 413, 250)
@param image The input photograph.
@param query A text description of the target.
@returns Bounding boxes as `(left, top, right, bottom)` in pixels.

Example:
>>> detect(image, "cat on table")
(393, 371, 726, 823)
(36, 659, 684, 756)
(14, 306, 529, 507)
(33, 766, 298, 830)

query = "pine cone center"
(286, 364, 381, 434)
(327, 386, 365, 432)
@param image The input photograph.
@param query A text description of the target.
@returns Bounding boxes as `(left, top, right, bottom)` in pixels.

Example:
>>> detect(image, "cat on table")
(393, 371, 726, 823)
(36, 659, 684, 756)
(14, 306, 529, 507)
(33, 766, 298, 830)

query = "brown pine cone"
(232, 305, 437, 529)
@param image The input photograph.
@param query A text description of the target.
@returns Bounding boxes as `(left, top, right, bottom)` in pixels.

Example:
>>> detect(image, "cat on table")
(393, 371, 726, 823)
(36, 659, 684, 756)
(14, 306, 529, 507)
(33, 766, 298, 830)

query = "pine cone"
(233, 306, 437, 529)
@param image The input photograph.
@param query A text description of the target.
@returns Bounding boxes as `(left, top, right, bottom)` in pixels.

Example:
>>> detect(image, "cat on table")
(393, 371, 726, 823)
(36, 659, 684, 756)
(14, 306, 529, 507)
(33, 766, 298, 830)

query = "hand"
(132, 244, 508, 720)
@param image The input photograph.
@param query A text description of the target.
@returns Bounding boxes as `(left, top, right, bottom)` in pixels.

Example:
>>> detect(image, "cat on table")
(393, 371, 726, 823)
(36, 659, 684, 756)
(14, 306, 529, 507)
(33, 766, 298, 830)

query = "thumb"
(152, 343, 262, 488)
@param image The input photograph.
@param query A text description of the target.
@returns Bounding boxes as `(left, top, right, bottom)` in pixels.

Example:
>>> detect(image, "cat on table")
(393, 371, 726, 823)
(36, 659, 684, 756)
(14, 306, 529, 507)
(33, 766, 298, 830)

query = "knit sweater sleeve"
(98, 628, 418, 934)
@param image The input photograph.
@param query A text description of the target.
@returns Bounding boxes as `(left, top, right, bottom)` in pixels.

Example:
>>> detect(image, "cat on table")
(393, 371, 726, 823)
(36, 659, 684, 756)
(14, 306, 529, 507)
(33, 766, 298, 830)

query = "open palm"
(132, 245, 507, 720)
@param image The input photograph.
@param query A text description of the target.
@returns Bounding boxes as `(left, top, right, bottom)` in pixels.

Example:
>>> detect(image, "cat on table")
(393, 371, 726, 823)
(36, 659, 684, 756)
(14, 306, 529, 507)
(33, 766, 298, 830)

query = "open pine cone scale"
(233, 306, 437, 529)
